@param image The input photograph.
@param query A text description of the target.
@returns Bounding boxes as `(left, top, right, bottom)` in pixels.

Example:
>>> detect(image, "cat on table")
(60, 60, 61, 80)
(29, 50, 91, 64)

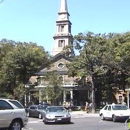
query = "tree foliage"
(0, 40, 49, 99)
(40, 71, 63, 105)
(66, 31, 130, 112)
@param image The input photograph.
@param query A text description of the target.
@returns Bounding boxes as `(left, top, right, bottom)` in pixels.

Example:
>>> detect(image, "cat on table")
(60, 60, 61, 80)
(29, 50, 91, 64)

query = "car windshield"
(9, 100, 24, 109)
(38, 105, 47, 110)
(47, 107, 66, 112)
(112, 105, 128, 110)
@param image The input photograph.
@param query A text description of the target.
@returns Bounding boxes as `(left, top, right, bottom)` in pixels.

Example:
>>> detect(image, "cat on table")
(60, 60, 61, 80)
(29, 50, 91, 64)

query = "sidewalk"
(70, 110, 99, 117)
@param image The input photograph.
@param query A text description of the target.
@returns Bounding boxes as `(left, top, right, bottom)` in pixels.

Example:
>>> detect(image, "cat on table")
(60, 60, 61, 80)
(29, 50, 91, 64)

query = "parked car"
(0, 98, 28, 130)
(26, 105, 47, 119)
(41, 102, 50, 106)
(43, 106, 71, 124)
(99, 103, 130, 122)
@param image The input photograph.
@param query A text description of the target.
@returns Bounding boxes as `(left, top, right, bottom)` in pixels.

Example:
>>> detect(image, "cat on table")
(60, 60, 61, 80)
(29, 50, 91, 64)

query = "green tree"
(0, 42, 49, 100)
(67, 32, 130, 110)
(40, 71, 63, 105)
(67, 32, 109, 113)
(102, 32, 130, 92)
(0, 40, 15, 97)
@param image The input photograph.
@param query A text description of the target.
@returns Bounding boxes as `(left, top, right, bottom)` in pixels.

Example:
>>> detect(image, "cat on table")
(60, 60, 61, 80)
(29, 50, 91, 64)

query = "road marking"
(28, 120, 43, 123)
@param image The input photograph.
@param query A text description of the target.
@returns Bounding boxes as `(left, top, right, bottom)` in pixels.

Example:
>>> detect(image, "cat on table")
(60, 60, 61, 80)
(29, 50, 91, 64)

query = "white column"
(127, 91, 129, 108)
(28, 92, 31, 103)
(70, 90, 73, 106)
(24, 94, 27, 107)
(63, 90, 66, 104)
(39, 89, 42, 104)
(46, 93, 48, 103)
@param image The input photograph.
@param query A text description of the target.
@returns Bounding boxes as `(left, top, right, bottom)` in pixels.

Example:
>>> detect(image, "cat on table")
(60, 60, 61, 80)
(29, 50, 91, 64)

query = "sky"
(0, 0, 130, 53)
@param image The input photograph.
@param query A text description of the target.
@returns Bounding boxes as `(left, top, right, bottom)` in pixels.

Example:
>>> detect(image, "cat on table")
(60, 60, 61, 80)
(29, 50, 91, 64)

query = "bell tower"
(51, 0, 73, 56)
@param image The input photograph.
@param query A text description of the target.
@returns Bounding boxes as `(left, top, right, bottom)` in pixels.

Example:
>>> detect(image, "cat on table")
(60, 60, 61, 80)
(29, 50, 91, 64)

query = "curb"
(69, 111, 99, 118)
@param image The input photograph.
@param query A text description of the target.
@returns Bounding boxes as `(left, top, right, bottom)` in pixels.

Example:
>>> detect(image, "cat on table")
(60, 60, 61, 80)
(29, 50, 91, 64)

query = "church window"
(58, 40, 65, 47)
(58, 26, 60, 32)
(58, 25, 64, 32)
(61, 26, 64, 32)
(57, 63, 64, 69)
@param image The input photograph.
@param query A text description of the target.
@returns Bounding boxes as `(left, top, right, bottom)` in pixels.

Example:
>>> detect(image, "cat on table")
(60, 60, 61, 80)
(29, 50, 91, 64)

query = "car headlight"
(63, 114, 71, 117)
(46, 114, 55, 118)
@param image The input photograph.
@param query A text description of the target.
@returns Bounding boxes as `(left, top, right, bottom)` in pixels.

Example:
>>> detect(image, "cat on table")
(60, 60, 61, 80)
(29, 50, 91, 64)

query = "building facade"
(26, 0, 90, 107)
(25, 0, 127, 108)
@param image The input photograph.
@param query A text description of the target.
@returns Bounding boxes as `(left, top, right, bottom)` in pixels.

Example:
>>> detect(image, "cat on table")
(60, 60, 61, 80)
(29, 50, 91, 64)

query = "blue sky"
(0, 0, 130, 53)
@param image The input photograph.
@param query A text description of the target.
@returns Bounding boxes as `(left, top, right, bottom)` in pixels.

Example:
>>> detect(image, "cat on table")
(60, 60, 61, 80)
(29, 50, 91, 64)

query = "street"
(24, 116, 126, 130)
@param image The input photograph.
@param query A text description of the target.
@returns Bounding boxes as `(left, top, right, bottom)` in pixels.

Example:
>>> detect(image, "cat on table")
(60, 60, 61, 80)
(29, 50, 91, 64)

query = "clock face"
(61, 14, 66, 19)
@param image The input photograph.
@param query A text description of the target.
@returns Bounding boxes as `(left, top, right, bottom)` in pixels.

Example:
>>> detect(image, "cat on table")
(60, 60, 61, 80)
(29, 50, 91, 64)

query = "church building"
(28, 0, 89, 107)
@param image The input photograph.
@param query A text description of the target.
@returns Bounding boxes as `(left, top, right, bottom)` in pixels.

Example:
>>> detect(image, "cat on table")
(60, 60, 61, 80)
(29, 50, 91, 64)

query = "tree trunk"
(91, 76, 96, 113)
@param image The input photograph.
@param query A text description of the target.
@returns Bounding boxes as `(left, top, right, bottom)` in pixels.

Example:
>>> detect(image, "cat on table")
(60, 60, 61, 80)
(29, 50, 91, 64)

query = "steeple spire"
(59, 0, 68, 13)
(51, 0, 73, 56)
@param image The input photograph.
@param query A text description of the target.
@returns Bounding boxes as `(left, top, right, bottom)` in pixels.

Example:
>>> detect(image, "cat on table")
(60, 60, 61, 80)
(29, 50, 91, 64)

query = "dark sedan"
(26, 105, 47, 119)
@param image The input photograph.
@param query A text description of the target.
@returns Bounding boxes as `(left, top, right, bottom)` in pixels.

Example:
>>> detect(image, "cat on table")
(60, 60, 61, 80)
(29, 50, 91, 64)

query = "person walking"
(88, 102, 92, 113)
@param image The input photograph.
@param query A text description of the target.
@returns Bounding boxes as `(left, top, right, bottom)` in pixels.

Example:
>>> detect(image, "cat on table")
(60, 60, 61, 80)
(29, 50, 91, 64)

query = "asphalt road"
(23, 117, 127, 130)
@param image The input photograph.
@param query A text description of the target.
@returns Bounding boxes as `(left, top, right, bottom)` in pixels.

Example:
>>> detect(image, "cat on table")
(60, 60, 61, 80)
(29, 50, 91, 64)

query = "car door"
(107, 105, 112, 118)
(102, 105, 108, 118)
(0, 100, 14, 128)
(34, 106, 39, 117)
(29, 106, 36, 117)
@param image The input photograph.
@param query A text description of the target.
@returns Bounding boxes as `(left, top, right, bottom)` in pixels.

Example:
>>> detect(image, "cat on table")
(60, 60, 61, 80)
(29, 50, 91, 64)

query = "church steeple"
(51, 0, 73, 56)
(58, 0, 70, 21)
(59, 0, 68, 13)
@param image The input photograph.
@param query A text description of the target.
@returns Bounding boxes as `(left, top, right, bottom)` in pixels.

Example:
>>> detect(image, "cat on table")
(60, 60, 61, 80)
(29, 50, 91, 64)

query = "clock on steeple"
(60, 14, 66, 19)
(51, 0, 74, 56)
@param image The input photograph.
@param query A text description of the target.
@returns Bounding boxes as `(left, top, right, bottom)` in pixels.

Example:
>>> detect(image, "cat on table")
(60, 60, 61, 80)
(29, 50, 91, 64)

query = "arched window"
(58, 25, 64, 32)
(58, 40, 65, 47)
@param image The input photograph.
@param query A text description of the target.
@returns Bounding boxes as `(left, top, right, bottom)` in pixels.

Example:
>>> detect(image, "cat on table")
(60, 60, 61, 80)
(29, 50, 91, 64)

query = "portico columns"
(70, 90, 73, 106)
(24, 94, 27, 107)
(39, 89, 42, 104)
(127, 91, 130, 108)
(63, 90, 66, 104)
(28, 92, 31, 103)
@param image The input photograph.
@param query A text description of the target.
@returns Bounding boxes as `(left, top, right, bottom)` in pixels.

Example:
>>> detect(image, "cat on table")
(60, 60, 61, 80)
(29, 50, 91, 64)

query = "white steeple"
(58, 0, 70, 21)
(51, 0, 73, 56)
(59, 0, 68, 13)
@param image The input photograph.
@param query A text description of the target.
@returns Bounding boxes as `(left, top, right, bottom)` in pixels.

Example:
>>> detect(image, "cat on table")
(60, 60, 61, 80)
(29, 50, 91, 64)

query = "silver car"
(43, 106, 71, 124)
(0, 98, 28, 130)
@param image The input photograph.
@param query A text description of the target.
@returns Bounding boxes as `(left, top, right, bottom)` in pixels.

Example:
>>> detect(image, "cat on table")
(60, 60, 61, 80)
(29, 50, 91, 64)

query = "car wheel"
(44, 121, 48, 125)
(39, 113, 42, 119)
(9, 120, 22, 130)
(101, 114, 105, 120)
(112, 115, 117, 122)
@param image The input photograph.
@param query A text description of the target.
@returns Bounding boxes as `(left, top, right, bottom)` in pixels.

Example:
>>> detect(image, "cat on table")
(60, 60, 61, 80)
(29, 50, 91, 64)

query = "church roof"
(51, 52, 72, 62)
(35, 52, 73, 76)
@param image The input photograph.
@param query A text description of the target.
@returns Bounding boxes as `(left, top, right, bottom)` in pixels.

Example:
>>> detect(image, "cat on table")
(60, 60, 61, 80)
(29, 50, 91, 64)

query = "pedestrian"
(88, 102, 92, 113)
(85, 102, 89, 113)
